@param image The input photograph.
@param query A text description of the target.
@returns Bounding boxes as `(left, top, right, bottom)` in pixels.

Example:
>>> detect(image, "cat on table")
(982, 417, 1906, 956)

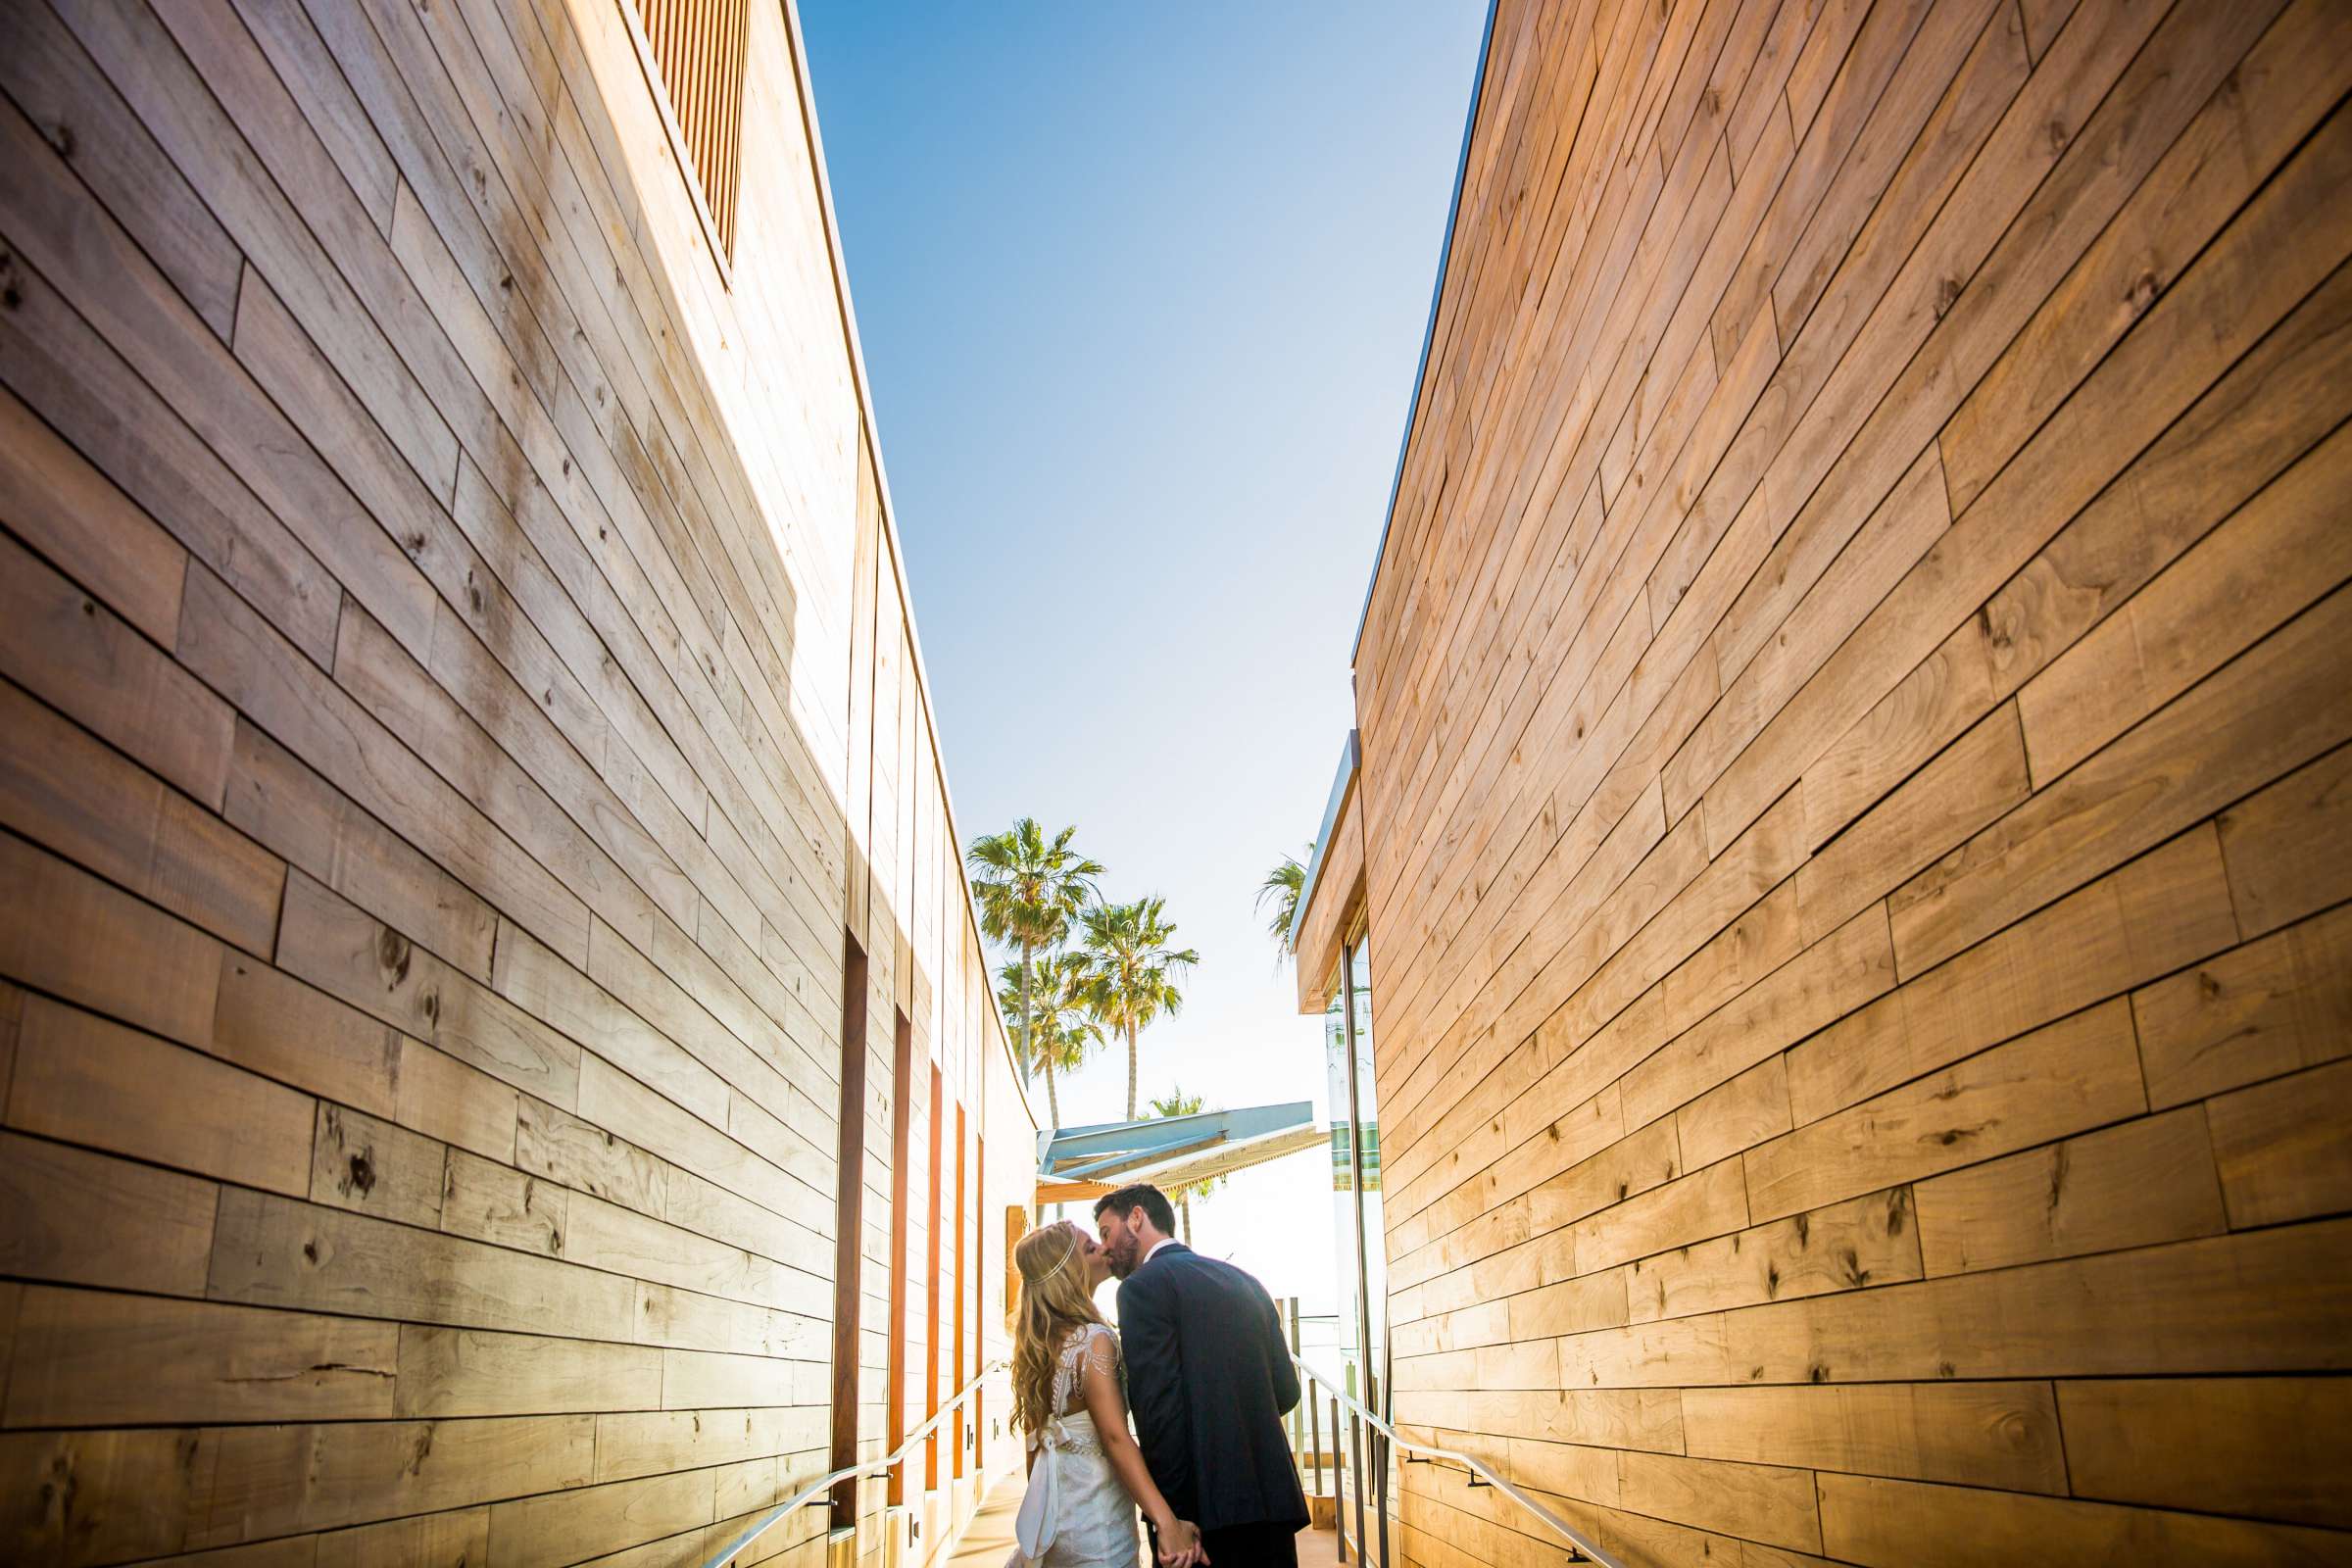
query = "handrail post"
(1290, 1353, 1625, 1568)
(1373, 1424, 1390, 1568)
(1286, 1297, 1304, 1480)
(1349, 1404, 1368, 1568)
(1330, 1395, 1347, 1563)
(1308, 1375, 1323, 1496)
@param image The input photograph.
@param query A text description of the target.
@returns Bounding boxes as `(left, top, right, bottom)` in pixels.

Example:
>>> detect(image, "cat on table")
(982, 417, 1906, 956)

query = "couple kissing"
(1006, 1183, 1310, 1568)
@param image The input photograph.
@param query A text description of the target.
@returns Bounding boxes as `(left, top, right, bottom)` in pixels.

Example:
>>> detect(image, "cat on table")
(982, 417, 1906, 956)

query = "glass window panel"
(1348, 940, 1386, 1416)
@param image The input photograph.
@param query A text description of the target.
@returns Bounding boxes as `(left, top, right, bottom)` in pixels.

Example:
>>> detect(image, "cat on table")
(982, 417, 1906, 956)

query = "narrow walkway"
(1297, 1520, 1344, 1567)
(945, 1473, 1023, 1566)
(944, 1474, 1344, 1567)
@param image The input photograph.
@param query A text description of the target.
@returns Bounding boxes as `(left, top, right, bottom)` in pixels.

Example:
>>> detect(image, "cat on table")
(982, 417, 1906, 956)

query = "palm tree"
(1000, 953, 1102, 1130)
(1257, 842, 1313, 960)
(1077, 897, 1198, 1121)
(967, 819, 1102, 1087)
(1147, 1087, 1225, 1242)
(994, 962, 1052, 1121)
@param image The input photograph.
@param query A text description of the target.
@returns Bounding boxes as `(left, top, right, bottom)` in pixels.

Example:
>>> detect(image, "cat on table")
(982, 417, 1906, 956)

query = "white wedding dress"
(1007, 1323, 1143, 1568)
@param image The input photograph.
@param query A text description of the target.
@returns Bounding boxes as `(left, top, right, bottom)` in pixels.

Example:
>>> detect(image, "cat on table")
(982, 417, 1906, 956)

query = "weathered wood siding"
(0, 0, 1027, 1563)
(1357, 0, 2352, 1560)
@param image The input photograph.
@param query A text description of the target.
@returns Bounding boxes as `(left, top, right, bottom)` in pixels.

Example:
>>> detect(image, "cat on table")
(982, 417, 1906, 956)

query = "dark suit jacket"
(1117, 1243, 1310, 1535)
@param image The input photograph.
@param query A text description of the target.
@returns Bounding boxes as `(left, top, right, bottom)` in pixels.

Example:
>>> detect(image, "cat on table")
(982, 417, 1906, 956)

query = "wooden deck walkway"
(944, 1475, 1343, 1567)
(943, 1472, 1021, 1566)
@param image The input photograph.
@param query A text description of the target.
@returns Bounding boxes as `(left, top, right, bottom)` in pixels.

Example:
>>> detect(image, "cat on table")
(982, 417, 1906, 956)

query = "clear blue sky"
(799, 2, 1489, 1306)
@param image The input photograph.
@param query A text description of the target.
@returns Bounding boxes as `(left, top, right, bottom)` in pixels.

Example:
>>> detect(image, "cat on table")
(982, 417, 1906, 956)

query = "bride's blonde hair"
(1009, 1220, 1105, 1437)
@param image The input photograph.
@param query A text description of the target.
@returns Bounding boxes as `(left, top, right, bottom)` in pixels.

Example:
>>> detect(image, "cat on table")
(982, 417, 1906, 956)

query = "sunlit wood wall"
(1356, 0, 2352, 1560)
(0, 0, 1028, 1563)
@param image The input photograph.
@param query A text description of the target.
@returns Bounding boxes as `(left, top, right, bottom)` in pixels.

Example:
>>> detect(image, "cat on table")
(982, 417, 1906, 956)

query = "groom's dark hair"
(1094, 1183, 1176, 1236)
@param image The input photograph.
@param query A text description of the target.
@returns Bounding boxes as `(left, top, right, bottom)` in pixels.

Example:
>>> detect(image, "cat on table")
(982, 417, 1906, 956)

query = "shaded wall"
(0, 0, 1029, 1562)
(1356, 0, 2352, 1560)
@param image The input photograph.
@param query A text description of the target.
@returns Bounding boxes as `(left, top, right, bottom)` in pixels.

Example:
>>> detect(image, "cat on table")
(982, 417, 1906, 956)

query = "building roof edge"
(1348, 0, 1505, 670)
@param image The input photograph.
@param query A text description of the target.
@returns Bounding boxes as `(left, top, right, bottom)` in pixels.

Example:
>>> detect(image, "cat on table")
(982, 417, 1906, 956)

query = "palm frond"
(1145, 1086, 1225, 1203)
(1078, 896, 1200, 1119)
(966, 816, 1104, 950)
(1256, 841, 1313, 954)
(968, 819, 1104, 1084)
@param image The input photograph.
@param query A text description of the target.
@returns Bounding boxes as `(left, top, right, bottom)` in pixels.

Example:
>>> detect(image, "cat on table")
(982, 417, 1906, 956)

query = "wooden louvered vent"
(633, 0, 748, 259)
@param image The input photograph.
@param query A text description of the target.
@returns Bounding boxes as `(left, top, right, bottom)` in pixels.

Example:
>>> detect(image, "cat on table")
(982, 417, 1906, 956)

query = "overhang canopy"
(1036, 1176, 1120, 1205)
(1038, 1102, 1323, 1196)
(1291, 731, 1364, 1014)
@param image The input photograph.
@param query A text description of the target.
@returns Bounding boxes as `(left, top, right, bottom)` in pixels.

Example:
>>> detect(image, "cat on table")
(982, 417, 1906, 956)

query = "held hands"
(1153, 1519, 1208, 1567)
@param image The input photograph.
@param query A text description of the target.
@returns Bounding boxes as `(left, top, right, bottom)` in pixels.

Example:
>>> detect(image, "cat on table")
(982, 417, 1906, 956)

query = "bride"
(1006, 1221, 1206, 1568)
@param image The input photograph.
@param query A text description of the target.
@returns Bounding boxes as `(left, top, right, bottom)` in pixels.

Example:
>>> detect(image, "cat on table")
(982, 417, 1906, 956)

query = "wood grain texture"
(4, 1287, 397, 1428)
(0, 0, 1030, 1560)
(1818, 1470, 2349, 1566)
(2056, 1377, 2352, 1530)
(1352, 0, 2352, 1560)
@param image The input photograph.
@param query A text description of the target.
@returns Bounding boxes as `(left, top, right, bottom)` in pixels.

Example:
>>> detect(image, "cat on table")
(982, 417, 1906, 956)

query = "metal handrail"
(702, 1361, 1004, 1568)
(1295, 1356, 1625, 1568)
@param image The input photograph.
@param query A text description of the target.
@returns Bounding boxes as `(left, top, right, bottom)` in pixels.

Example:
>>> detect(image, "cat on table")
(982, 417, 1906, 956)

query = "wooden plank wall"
(0, 0, 1027, 1564)
(1354, 0, 2352, 1561)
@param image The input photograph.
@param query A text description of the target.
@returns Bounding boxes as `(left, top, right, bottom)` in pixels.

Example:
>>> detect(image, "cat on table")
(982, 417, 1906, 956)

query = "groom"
(1098, 1184, 1310, 1567)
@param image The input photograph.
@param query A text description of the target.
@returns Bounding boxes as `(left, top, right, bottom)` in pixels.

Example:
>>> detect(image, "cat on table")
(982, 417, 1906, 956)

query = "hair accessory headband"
(1022, 1224, 1083, 1288)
